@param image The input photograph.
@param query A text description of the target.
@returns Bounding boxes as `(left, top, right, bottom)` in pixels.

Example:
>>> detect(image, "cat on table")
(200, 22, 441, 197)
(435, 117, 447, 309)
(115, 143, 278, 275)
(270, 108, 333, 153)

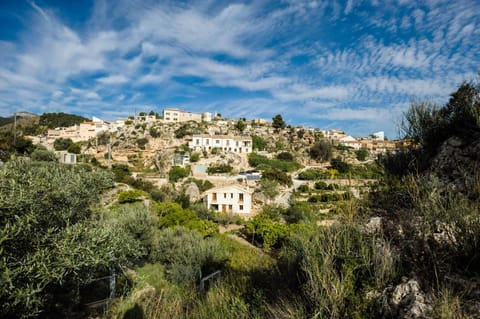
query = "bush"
(248, 153, 302, 172)
(118, 189, 145, 203)
(330, 158, 350, 174)
(31, 148, 57, 162)
(149, 127, 160, 138)
(169, 166, 190, 182)
(149, 227, 229, 284)
(136, 137, 149, 149)
(276, 151, 294, 161)
(261, 168, 293, 186)
(298, 169, 327, 180)
(252, 135, 267, 151)
(355, 147, 369, 161)
(245, 214, 289, 249)
(207, 164, 233, 174)
(190, 152, 200, 162)
(111, 163, 131, 182)
(297, 184, 310, 192)
(310, 140, 333, 162)
(53, 137, 73, 151)
(284, 202, 315, 224)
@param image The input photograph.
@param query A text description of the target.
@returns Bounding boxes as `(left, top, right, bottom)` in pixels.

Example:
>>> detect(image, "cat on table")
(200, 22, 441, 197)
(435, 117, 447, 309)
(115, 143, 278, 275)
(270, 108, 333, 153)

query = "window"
(216, 140, 220, 144)
(228, 205, 233, 211)
(230, 193, 233, 199)
(239, 205, 243, 211)
(224, 193, 227, 199)
(212, 193, 217, 201)
(196, 139, 200, 145)
(239, 193, 244, 201)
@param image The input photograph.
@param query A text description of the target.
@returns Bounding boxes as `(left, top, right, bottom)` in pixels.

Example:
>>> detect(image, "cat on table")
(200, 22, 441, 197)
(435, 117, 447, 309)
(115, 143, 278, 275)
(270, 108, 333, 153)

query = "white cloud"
(97, 75, 129, 84)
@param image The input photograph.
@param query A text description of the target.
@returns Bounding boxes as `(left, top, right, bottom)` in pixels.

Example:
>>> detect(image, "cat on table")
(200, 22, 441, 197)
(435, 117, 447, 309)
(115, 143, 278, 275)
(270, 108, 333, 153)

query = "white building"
(188, 134, 252, 154)
(339, 135, 361, 149)
(57, 151, 77, 164)
(47, 117, 109, 142)
(204, 185, 253, 214)
(163, 108, 211, 123)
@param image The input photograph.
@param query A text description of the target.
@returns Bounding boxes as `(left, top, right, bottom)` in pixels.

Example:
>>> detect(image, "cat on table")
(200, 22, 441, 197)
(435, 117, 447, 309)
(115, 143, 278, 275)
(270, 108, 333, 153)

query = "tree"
(0, 160, 138, 318)
(252, 135, 267, 151)
(330, 158, 350, 174)
(260, 178, 280, 203)
(309, 140, 333, 162)
(355, 147, 369, 161)
(67, 142, 82, 154)
(235, 119, 247, 132)
(272, 114, 286, 130)
(169, 166, 190, 182)
(149, 110, 156, 116)
(53, 137, 73, 151)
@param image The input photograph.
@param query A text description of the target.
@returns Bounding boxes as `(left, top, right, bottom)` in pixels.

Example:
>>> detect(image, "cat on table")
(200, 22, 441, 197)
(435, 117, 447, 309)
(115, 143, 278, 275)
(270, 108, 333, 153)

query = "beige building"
(47, 117, 109, 142)
(163, 108, 211, 123)
(188, 134, 252, 154)
(204, 185, 253, 214)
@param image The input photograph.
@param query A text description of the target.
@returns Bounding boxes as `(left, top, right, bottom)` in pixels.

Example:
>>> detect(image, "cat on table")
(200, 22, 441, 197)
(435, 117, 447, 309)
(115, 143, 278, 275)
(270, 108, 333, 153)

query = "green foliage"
(169, 166, 191, 182)
(149, 227, 229, 284)
(276, 151, 294, 161)
(330, 158, 350, 174)
(186, 178, 214, 192)
(190, 152, 200, 162)
(298, 169, 327, 180)
(297, 184, 310, 192)
(155, 202, 218, 237)
(261, 168, 293, 186)
(272, 114, 286, 130)
(251, 134, 267, 151)
(136, 137, 149, 149)
(281, 224, 395, 318)
(207, 163, 233, 174)
(53, 137, 73, 151)
(259, 178, 280, 202)
(67, 142, 82, 154)
(234, 119, 247, 132)
(30, 148, 57, 162)
(211, 147, 221, 154)
(111, 163, 131, 182)
(118, 189, 145, 204)
(310, 140, 333, 162)
(174, 124, 192, 138)
(245, 214, 289, 249)
(248, 152, 302, 172)
(355, 147, 369, 161)
(149, 127, 160, 138)
(284, 202, 315, 224)
(0, 160, 140, 318)
(39, 112, 88, 129)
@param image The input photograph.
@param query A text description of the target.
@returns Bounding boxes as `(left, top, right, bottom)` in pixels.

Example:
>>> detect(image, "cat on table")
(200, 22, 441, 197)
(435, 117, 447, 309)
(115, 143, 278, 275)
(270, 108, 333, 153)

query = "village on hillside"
(22, 107, 410, 218)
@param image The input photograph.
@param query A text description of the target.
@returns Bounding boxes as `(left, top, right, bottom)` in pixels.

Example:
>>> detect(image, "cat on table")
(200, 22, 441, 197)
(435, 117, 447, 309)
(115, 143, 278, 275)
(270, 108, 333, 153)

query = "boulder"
(185, 182, 200, 202)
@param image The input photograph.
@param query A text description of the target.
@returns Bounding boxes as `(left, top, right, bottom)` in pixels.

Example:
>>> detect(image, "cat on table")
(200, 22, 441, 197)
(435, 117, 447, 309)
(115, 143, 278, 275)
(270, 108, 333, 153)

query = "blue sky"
(0, 0, 478, 137)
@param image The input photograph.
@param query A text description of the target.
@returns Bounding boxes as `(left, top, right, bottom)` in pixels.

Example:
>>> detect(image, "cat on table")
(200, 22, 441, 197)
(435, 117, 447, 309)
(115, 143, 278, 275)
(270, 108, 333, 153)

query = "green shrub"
(309, 140, 333, 162)
(118, 189, 145, 203)
(298, 169, 328, 180)
(248, 153, 302, 172)
(169, 166, 190, 182)
(252, 135, 267, 151)
(330, 158, 350, 174)
(190, 152, 200, 162)
(149, 227, 229, 284)
(31, 148, 57, 162)
(245, 214, 289, 249)
(355, 147, 369, 161)
(261, 168, 293, 186)
(297, 184, 310, 192)
(136, 137, 149, 149)
(276, 151, 294, 161)
(53, 137, 73, 151)
(207, 164, 233, 174)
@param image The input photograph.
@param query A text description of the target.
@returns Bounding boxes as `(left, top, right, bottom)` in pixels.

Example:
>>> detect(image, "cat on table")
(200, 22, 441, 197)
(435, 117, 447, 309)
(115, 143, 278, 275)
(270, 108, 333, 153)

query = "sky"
(0, 0, 478, 138)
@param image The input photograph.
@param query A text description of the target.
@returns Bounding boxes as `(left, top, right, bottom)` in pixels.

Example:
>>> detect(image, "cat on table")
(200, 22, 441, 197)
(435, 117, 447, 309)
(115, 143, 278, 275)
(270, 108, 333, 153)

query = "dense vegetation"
(2, 80, 480, 318)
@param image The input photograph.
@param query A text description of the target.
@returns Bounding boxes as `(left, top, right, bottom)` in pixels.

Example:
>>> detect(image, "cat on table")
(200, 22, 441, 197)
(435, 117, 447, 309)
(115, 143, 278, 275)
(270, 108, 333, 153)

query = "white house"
(339, 135, 361, 150)
(163, 108, 211, 123)
(204, 185, 253, 214)
(57, 151, 77, 164)
(47, 117, 109, 142)
(188, 134, 252, 154)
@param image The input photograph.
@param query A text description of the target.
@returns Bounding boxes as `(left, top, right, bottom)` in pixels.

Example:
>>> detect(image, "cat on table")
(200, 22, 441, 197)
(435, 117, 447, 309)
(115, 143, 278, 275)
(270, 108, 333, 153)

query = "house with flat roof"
(163, 108, 211, 123)
(188, 134, 252, 154)
(204, 184, 253, 214)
